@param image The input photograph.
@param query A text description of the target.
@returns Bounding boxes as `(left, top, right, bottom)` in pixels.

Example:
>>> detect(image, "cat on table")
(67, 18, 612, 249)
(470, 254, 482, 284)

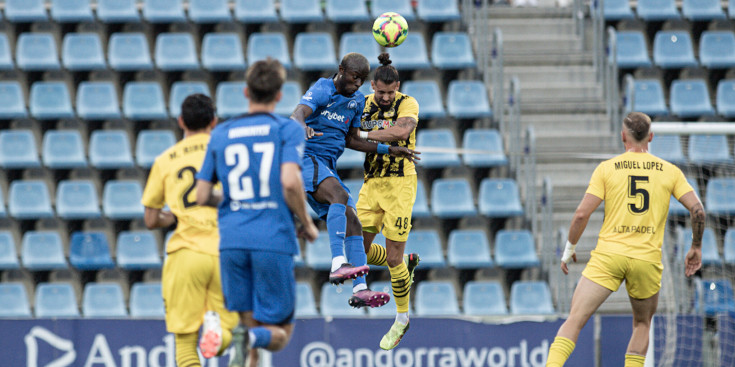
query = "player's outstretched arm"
(346, 127, 419, 162)
(143, 207, 176, 229)
(281, 162, 318, 242)
(290, 104, 322, 139)
(561, 193, 603, 274)
(195, 180, 223, 208)
(360, 117, 416, 143)
(679, 191, 705, 276)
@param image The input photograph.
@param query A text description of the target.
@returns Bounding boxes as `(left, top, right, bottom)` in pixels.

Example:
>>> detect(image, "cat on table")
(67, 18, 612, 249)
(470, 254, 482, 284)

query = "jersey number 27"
(226, 142, 274, 200)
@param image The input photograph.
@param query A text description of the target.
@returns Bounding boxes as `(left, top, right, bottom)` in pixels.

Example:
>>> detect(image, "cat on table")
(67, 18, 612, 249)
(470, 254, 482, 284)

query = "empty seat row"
(605, 0, 734, 21)
(668, 177, 735, 216)
(613, 30, 735, 70)
(650, 134, 735, 165)
(675, 225, 735, 266)
(625, 79, 735, 118)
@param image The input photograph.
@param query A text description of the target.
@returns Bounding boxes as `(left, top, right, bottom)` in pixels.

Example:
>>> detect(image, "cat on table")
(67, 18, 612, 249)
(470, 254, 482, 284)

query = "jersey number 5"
(628, 175, 650, 215)
(225, 142, 275, 200)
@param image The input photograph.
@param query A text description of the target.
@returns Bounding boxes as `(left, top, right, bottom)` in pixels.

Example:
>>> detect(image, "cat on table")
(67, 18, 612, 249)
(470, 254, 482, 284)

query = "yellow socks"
(367, 243, 388, 266)
(175, 333, 200, 367)
(546, 336, 575, 367)
(389, 261, 411, 313)
(624, 354, 645, 367)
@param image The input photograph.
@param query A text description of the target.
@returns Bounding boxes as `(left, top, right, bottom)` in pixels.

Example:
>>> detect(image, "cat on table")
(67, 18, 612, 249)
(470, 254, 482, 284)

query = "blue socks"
(249, 327, 271, 349)
(326, 203, 347, 259)
(346, 235, 367, 290)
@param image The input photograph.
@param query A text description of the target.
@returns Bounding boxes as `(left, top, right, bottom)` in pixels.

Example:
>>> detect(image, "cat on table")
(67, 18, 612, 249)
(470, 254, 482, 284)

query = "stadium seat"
(510, 281, 554, 314)
(97, 0, 140, 22)
(431, 178, 476, 218)
(371, 0, 416, 20)
(35, 283, 80, 318)
(417, 0, 461, 22)
(77, 82, 121, 120)
(0, 283, 31, 317)
(415, 129, 461, 168)
(447, 230, 493, 269)
(305, 232, 332, 270)
(700, 32, 735, 69)
(235, 0, 278, 23)
(155, 33, 199, 71)
(0, 232, 19, 270)
(401, 81, 445, 119)
(56, 180, 101, 219)
(0, 34, 14, 70)
(0, 82, 27, 119)
(247, 33, 291, 69)
(17, 33, 60, 71)
(51, 0, 94, 23)
(367, 281, 397, 316)
(688, 135, 734, 165)
(494, 230, 540, 268)
(103, 180, 145, 219)
(295, 282, 319, 317)
(320, 282, 366, 317)
(108, 33, 154, 71)
(280, 0, 324, 23)
(447, 80, 493, 119)
(615, 31, 652, 69)
(117, 231, 162, 270)
(730, 0, 734, 17)
(479, 178, 524, 218)
(413, 179, 431, 218)
(136, 130, 176, 168)
(670, 79, 716, 118)
(405, 230, 445, 268)
(625, 79, 668, 117)
(216, 82, 249, 119)
(650, 135, 686, 166)
(604, 0, 636, 19)
(0, 130, 40, 169)
(123, 82, 167, 120)
(21, 231, 66, 270)
(83, 283, 127, 317)
(335, 148, 365, 169)
(340, 33, 381, 68)
(636, 0, 681, 20)
(463, 129, 508, 167)
(201, 33, 246, 71)
(682, 0, 726, 20)
(343, 179, 363, 198)
(70, 232, 115, 270)
(169, 81, 211, 117)
(696, 279, 735, 315)
(387, 34, 431, 70)
(294, 33, 337, 71)
(143, 0, 186, 23)
(44, 131, 87, 169)
(706, 178, 735, 216)
(717, 80, 735, 118)
(130, 282, 165, 317)
(326, 0, 369, 22)
(89, 130, 134, 169)
(653, 31, 698, 69)
(679, 228, 721, 265)
(275, 81, 303, 116)
(725, 229, 735, 264)
(30, 82, 74, 120)
(415, 281, 460, 316)
(432, 32, 476, 70)
(669, 177, 698, 216)
(9, 181, 54, 219)
(463, 281, 507, 316)
(5, 0, 48, 22)
(189, 0, 231, 23)
(62, 33, 106, 71)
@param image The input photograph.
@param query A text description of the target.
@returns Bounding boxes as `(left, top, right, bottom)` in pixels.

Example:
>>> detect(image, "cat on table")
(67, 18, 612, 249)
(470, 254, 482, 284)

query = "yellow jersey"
(141, 133, 219, 256)
(360, 91, 419, 178)
(587, 151, 693, 263)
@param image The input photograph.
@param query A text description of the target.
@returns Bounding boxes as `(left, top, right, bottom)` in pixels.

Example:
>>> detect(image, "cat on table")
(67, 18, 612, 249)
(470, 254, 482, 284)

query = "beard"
(378, 101, 392, 112)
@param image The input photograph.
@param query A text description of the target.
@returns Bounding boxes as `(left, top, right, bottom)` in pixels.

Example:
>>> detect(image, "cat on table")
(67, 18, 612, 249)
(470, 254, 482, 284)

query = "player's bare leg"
(625, 292, 658, 366)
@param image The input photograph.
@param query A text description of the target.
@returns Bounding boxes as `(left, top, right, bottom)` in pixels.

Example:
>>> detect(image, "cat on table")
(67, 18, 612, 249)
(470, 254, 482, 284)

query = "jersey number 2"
(628, 175, 650, 214)
(225, 142, 275, 200)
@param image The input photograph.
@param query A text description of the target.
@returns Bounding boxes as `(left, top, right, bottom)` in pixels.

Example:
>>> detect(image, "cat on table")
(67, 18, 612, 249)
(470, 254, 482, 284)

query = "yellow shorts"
(357, 175, 417, 243)
(582, 250, 663, 300)
(162, 248, 239, 334)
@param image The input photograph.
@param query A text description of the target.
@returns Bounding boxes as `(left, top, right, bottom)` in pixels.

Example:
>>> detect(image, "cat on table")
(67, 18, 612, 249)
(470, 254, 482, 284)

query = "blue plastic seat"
(637, 0, 681, 19)
(415, 129, 460, 168)
(77, 82, 120, 120)
(305, 232, 332, 270)
(17, 33, 60, 71)
(97, 0, 140, 22)
(0, 283, 31, 317)
(247, 33, 291, 69)
(479, 178, 524, 218)
(0, 232, 19, 269)
(431, 178, 476, 218)
(43, 130, 87, 169)
(697, 279, 735, 315)
(625, 79, 669, 117)
(343, 179, 364, 198)
(402, 80, 446, 119)
(30, 82, 74, 120)
(463, 129, 508, 167)
(51, 0, 94, 22)
(117, 231, 162, 270)
(464, 281, 507, 316)
(650, 135, 686, 165)
(706, 178, 735, 216)
(22, 231, 67, 270)
(717, 80, 735, 118)
(136, 130, 176, 168)
(130, 282, 165, 317)
(89, 130, 134, 169)
(495, 230, 540, 268)
(189, 0, 231, 23)
(70, 232, 115, 270)
(615, 31, 652, 68)
(201, 33, 246, 71)
(103, 180, 145, 219)
(340, 33, 381, 68)
(447, 80, 493, 119)
(320, 282, 366, 317)
(280, 0, 323, 23)
(405, 230, 445, 268)
(62, 33, 106, 71)
(295, 282, 318, 317)
(235, 0, 278, 23)
(155, 33, 199, 71)
(387, 34, 431, 70)
(326, 0, 369, 22)
(169, 81, 211, 117)
(294, 33, 337, 71)
(367, 281, 397, 316)
(653, 31, 698, 69)
(669, 177, 698, 216)
(688, 135, 734, 165)
(432, 32, 476, 70)
(510, 281, 554, 314)
(700, 32, 735, 69)
(415, 281, 459, 316)
(336, 148, 365, 169)
(5, 0, 48, 22)
(143, 0, 186, 23)
(605, 0, 636, 19)
(413, 179, 431, 218)
(448, 230, 493, 269)
(0, 34, 14, 70)
(371, 0, 415, 20)
(56, 180, 101, 219)
(683, 0, 726, 20)
(123, 82, 167, 120)
(417, 0, 461, 22)
(725, 229, 735, 264)
(0, 130, 40, 169)
(275, 81, 302, 116)
(9, 181, 54, 219)
(679, 228, 721, 265)
(35, 283, 80, 318)
(108, 33, 153, 71)
(670, 79, 715, 118)
(83, 283, 127, 318)
(730, 0, 734, 17)
(216, 82, 249, 119)
(0, 82, 27, 119)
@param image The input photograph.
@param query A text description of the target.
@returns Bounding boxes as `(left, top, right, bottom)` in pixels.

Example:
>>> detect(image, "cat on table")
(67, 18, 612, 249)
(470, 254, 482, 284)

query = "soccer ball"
(372, 12, 409, 48)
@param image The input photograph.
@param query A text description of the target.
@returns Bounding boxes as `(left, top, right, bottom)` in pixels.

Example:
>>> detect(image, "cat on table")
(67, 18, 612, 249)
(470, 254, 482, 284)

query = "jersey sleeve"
(351, 97, 365, 128)
(298, 83, 330, 114)
(586, 162, 606, 200)
(196, 138, 218, 183)
(282, 120, 305, 166)
(672, 167, 694, 200)
(398, 96, 420, 122)
(141, 159, 165, 209)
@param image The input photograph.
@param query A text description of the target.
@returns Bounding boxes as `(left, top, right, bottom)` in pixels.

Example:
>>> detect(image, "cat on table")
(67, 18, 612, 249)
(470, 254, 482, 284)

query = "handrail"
(541, 177, 554, 274)
(492, 27, 504, 131)
(555, 227, 572, 313)
(620, 74, 635, 139)
(524, 125, 537, 242)
(508, 75, 521, 174)
(605, 26, 619, 132)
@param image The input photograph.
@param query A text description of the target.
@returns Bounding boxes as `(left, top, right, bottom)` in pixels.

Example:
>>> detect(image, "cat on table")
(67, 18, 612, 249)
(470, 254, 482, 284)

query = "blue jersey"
(299, 77, 365, 168)
(197, 113, 305, 255)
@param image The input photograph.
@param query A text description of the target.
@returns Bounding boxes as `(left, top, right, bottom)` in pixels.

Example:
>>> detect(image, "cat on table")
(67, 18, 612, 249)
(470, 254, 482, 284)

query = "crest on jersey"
(348, 100, 357, 110)
(384, 108, 395, 118)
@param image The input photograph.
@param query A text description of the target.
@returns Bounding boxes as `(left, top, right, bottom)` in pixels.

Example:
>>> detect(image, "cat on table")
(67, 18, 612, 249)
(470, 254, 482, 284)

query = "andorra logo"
(24, 326, 76, 367)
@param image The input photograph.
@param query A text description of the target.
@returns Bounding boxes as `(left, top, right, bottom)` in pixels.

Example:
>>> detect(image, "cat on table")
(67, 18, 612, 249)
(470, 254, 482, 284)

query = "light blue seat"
(83, 283, 127, 318)
(70, 232, 115, 270)
(367, 281, 396, 316)
(651, 135, 686, 166)
(62, 33, 106, 71)
(89, 130, 134, 169)
(510, 281, 554, 315)
(340, 33, 381, 68)
(688, 135, 733, 165)
(155, 33, 199, 71)
(415, 129, 460, 168)
(22, 231, 67, 270)
(143, 0, 186, 23)
(0, 232, 19, 269)
(294, 33, 337, 71)
(5, 0, 48, 22)
(77, 82, 121, 120)
(730, 0, 734, 17)
(216, 82, 249, 119)
(706, 178, 735, 216)
(97, 0, 140, 22)
(202, 33, 246, 71)
(669, 177, 698, 216)
(670, 79, 715, 118)
(35, 283, 80, 318)
(625, 79, 668, 117)
(326, 0, 369, 22)
(402, 80, 446, 119)
(136, 130, 176, 168)
(415, 281, 460, 316)
(405, 230, 445, 268)
(637, 0, 681, 20)
(464, 281, 507, 316)
(725, 229, 735, 264)
(9, 181, 54, 219)
(320, 282, 366, 317)
(30, 82, 74, 120)
(17, 33, 60, 71)
(103, 180, 145, 219)
(448, 230, 493, 269)
(343, 179, 364, 198)
(0, 283, 31, 317)
(447, 80, 493, 119)
(169, 81, 211, 117)
(235, 0, 278, 23)
(653, 31, 698, 69)
(0, 130, 40, 169)
(371, 0, 415, 20)
(679, 228, 721, 265)
(387, 34, 431, 70)
(56, 180, 101, 219)
(417, 0, 461, 22)
(413, 179, 431, 218)
(495, 230, 540, 268)
(336, 148, 365, 169)
(696, 279, 735, 315)
(717, 80, 735, 118)
(700, 32, 735, 69)
(123, 82, 167, 120)
(51, 0, 94, 22)
(683, 0, 726, 20)
(432, 32, 476, 70)
(0, 82, 27, 119)
(605, 0, 636, 19)
(280, 0, 323, 23)
(431, 178, 476, 218)
(247, 33, 291, 69)
(615, 31, 652, 68)
(463, 129, 507, 167)
(0, 34, 14, 70)
(108, 33, 154, 71)
(117, 231, 162, 270)
(43, 130, 86, 167)
(305, 232, 332, 271)
(189, 0, 232, 23)
(295, 282, 318, 317)
(275, 81, 302, 116)
(130, 282, 165, 317)
(479, 178, 524, 218)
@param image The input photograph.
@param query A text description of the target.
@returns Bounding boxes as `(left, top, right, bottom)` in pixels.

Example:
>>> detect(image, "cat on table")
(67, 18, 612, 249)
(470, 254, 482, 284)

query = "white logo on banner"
(24, 326, 76, 367)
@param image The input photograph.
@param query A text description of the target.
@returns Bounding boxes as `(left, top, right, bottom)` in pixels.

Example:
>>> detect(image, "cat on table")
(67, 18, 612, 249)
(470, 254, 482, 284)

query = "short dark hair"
(246, 58, 286, 104)
(180, 94, 215, 131)
(340, 52, 370, 74)
(373, 53, 399, 84)
(623, 112, 651, 142)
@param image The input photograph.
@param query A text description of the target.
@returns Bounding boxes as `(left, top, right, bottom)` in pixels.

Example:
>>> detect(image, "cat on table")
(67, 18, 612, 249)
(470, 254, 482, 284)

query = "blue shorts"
(220, 249, 295, 325)
(302, 155, 356, 219)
